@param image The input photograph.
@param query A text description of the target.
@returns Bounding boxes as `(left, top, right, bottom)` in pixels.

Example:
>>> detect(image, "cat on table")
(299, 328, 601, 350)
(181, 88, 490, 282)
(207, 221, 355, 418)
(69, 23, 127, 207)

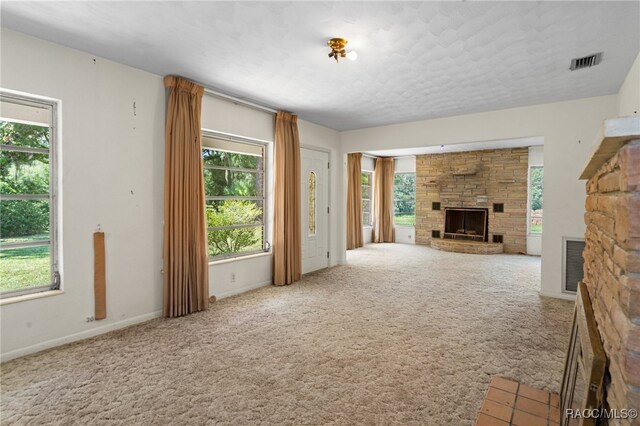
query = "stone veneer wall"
(583, 140, 640, 424)
(415, 148, 528, 254)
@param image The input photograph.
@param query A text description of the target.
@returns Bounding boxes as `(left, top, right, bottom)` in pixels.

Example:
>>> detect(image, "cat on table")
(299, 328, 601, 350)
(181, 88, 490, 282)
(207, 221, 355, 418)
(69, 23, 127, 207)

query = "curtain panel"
(373, 157, 395, 243)
(162, 76, 209, 317)
(347, 153, 364, 250)
(273, 112, 302, 286)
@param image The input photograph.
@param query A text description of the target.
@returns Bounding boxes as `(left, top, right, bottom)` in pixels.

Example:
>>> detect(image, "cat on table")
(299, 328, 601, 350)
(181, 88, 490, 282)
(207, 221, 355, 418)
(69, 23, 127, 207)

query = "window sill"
(528, 233, 543, 236)
(209, 251, 271, 266)
(0, 289, 64, 306)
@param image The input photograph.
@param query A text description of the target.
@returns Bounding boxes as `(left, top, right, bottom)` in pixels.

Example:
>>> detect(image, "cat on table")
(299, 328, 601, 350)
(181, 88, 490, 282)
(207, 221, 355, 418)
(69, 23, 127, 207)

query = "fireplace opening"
(444, 208, 488, 242)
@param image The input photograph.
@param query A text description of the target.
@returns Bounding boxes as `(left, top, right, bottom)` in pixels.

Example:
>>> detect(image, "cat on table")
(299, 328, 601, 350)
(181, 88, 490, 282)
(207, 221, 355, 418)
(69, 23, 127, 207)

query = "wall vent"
(563, 238, 586, 293)
(432, 230, 441, 238)
(493, 234, 504, 244)
(432, 202, 441, 211)
(493, 203, 504, 213)
(570, 52, 603, 71)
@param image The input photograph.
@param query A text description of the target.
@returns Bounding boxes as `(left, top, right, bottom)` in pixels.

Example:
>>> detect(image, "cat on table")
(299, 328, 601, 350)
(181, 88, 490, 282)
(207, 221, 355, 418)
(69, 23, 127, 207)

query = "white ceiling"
(1, 2, 638, 131)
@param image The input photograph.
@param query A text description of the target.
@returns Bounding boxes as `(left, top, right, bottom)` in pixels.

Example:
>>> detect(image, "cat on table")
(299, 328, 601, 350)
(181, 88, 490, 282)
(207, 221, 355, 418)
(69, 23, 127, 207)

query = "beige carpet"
(1, 244, 573, 425)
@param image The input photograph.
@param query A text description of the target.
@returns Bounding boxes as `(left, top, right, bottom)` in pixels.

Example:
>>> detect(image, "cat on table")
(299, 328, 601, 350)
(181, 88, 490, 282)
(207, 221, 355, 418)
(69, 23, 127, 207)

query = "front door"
(301, 148, 329, 274)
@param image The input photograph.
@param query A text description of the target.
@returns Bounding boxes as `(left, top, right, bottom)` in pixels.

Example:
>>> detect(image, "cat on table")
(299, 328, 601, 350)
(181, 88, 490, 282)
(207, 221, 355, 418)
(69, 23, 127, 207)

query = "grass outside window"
(0, 235, 50, 292)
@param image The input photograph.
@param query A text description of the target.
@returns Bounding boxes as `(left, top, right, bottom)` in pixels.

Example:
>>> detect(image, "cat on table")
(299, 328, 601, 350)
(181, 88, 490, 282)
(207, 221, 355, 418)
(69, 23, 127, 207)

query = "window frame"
(0, 91, 60, 299)
(361, 171, 373, 227)
(528, 165, 544, 235)
(202, 130, 269, 261)
(393, 172, 416, 228)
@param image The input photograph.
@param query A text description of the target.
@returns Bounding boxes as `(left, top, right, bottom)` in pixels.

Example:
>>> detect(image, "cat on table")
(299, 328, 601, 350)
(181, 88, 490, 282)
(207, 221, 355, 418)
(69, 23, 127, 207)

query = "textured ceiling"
(1, 2, 639, 131)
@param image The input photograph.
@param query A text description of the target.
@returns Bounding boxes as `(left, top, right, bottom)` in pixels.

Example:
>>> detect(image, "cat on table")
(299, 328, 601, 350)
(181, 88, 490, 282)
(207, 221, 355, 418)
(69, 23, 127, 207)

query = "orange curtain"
(373, 157, 395, 243)
(273, 112, 301, 285)
(162, 76, 209, 317)
(347, 153, 364, 250)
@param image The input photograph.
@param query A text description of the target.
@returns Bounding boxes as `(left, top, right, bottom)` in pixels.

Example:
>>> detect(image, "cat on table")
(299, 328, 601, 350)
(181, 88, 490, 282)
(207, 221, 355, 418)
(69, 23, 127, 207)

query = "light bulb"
(346, 51, 358, 61)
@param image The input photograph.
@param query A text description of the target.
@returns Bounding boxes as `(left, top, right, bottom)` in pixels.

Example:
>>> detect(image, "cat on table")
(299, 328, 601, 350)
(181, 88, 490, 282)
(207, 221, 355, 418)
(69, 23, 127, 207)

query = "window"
(361, 171, 372, 226)
(202, 133, 267, 259)
(0, 92, 59, 299)
(393, 173, 416, 227)
(529, 166, 543, 234)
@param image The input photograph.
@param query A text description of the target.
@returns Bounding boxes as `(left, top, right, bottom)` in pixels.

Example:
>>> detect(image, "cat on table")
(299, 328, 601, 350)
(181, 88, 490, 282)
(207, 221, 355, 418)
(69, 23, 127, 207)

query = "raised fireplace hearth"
(444, 208, 488, 242)
(431, 238, 503, 254)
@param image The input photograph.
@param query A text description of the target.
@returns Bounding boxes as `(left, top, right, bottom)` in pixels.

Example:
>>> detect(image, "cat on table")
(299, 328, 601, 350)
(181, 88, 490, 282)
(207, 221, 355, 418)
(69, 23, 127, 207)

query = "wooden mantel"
(579, 116, 640, 180)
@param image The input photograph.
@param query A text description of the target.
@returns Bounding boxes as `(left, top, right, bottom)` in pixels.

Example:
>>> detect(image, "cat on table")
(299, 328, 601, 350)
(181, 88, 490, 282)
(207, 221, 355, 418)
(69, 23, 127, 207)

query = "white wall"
(361, 155, 375, 172)
(394, 156, 416, 173)
(363, 228, 373, 244)
(394, 227, 415, 244)
(340, 95, 618, 299)
(0, 29, 165, 361)
(201, 96, 274, 142)
(209, 253, 273, 299)
(527, 146, 544, 256)
(618, 53, 640, 117)
(0, 30, 342, 360)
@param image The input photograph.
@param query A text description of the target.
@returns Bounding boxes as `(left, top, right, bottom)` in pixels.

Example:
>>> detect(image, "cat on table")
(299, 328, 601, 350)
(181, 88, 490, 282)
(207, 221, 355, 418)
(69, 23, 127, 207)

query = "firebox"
(443, 208, 488, 242)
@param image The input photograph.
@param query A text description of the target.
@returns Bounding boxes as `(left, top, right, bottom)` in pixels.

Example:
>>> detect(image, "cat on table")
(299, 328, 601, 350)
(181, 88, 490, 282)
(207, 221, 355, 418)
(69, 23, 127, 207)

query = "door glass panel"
(308, 172, 316, 236)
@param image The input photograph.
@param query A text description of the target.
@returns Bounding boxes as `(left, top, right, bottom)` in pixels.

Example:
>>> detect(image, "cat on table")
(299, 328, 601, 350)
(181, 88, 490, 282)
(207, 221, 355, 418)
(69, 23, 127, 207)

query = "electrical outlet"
(230, 273, 236, 283)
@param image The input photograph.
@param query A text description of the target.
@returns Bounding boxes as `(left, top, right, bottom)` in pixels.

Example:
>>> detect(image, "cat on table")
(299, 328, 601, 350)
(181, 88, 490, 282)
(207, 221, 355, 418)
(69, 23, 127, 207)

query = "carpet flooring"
(1, 244, 573, 425)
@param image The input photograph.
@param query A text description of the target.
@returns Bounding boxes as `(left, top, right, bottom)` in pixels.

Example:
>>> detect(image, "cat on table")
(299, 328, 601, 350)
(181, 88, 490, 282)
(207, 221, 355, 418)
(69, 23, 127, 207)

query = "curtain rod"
(203, 88, 278, 115)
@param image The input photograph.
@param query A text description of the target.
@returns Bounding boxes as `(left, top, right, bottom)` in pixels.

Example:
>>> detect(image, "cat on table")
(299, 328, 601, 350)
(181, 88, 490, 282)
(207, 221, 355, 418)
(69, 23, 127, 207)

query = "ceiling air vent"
(570, 52, 603, 71)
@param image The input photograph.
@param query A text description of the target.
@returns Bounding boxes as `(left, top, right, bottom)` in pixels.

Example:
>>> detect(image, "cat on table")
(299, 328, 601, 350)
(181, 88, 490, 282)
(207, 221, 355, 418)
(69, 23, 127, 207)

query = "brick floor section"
(475, 377, 560, 426)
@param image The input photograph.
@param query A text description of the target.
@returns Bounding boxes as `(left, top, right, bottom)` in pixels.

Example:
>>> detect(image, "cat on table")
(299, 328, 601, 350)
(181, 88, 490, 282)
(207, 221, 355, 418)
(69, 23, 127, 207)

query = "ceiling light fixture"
(327, 38, 357, 63)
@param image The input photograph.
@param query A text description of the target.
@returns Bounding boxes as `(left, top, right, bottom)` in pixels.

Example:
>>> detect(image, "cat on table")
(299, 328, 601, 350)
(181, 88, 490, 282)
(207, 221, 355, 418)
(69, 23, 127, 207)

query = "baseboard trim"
(2, 281, 275, 362)
(1, 310, 163, 363)
(215, 280, 272, 299)
(539, 291, 576, 301)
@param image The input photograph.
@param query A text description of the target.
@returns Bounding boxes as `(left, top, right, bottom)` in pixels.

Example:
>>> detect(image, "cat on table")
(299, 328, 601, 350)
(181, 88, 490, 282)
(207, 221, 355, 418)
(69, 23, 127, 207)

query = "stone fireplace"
(580, 116, 640, 421)
(416, 147, 528, 254)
